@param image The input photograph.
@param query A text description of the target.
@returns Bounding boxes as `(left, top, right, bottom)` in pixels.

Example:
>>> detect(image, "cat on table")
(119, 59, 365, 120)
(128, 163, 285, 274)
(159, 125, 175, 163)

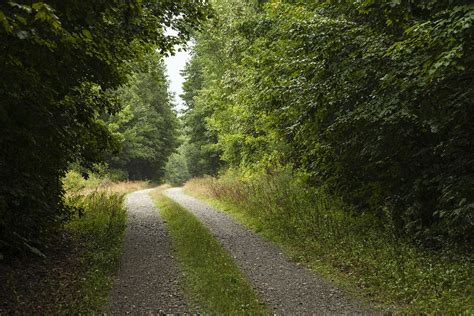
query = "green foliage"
(183, 0, 474, 246)
(0, 0, 210, 255)
(64, 173, 127, 313)
(180, 53, 223, 178)
(106, 55, 179, 181)
(185, 173, 473, 313)
(153, 190, 267, 314)
(164, 140, 192, 186)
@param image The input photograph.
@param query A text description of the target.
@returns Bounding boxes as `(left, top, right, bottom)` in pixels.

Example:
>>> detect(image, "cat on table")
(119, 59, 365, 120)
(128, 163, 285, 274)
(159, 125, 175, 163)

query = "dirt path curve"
(165, 187, 371, 315)
(109, 189, 192, 314)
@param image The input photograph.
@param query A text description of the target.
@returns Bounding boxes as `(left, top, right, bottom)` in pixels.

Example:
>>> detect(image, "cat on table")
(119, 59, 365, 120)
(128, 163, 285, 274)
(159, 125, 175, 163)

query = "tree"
(181, 53, 223, 177)
(164, 136, 192, 186)
(0, 0, 210, 255)
(183, 0, 474, 246)
(107, 55, 179, 180)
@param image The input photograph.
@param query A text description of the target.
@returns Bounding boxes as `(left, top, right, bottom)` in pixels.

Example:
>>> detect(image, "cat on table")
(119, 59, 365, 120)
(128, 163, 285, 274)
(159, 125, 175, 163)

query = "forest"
(175, 0, 474, 246)
(0, 0, 205, 253)
(1, 0, 473, 314)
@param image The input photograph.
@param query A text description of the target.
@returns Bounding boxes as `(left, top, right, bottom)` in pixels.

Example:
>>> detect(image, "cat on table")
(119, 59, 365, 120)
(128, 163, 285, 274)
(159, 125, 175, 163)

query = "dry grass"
(183, 177, 215, 199)
(63, 170, 152, 197)
(100, 181, 152, 195)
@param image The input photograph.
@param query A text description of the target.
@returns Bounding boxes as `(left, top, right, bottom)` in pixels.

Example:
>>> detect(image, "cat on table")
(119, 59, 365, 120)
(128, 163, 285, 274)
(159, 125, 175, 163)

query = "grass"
(64, 191, 127, 313)
(63, 169, 152, 196)
(0, 171, 149, 314)
(151, 189, 268, 314)
(184, 173, 474, 314)
(61, 171, 150, 313)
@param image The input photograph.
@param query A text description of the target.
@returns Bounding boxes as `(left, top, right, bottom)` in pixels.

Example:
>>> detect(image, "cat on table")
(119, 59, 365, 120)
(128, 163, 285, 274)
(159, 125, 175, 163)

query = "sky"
(164, 47, 192, 113)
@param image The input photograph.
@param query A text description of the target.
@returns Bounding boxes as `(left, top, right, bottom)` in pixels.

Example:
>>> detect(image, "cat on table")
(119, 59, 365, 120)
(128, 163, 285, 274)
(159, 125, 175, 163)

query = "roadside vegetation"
(151, 189, 267, 314)
(180, 0, 474, 248)
(172, 1, 473, 313)
(62, 170, 150, 313)
(0, 170, 149, 314)
(184, 174, 473, 314)
(1, 0, 472, 313)
(0, 0, 210, 257)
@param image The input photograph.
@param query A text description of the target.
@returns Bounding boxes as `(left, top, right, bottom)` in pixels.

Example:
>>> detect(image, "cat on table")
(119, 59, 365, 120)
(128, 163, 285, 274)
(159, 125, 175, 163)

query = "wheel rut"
(165, 187, 372, 315)
(109, 189, 192, 314)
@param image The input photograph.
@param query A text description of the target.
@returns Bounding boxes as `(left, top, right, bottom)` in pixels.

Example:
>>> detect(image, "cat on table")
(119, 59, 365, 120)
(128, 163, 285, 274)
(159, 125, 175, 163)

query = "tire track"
(165, 187, 371, 315)
(109, 189, 193, 314)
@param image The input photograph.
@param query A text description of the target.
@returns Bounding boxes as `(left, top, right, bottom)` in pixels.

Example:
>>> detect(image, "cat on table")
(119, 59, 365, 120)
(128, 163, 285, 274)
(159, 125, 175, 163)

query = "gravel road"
(165, 187, 371, 315)
(109, 189, 193, 315)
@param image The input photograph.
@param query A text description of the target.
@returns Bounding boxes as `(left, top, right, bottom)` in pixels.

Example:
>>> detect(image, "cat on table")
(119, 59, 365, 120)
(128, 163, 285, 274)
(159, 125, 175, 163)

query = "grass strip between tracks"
(152, 190, 268, 314)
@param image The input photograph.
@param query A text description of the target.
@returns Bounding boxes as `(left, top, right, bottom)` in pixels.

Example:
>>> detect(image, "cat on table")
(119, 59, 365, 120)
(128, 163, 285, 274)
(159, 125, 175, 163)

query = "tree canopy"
(107, 56, 179, 181)
(181, 0, 474, 246)
(0, 0, 210, 254)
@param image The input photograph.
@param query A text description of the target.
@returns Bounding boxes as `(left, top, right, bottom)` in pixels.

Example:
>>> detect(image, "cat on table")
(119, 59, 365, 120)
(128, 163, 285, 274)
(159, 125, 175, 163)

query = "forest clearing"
(1, 0, 473, 314)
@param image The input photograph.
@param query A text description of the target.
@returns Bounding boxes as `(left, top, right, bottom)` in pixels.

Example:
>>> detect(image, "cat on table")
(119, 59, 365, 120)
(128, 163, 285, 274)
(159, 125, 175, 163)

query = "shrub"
(185, 171, 473, 313)
(62, 173, 127, 313)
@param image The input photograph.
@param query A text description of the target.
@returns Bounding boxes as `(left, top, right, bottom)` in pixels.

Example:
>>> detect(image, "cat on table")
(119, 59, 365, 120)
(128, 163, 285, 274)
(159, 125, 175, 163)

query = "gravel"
(165, 187, 372, 315)
(109, 189, 193, 315)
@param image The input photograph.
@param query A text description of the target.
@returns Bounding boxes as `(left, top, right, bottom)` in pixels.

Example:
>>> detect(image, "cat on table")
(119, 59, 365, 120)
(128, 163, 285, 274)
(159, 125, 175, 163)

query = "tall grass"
(60, 170, 149, 313)
(63, 170, 151, 196)
(184, 171, 473, 314)
(0, 171, 148, 314)
(64, 191, 126, 313)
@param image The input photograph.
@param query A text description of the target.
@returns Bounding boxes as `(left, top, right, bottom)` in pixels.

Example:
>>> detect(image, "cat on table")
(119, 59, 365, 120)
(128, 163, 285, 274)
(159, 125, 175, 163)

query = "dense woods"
(106, 56, 179, 181)
(180, 0, 474, 248)
(0, 0, 210, 255)
(0, 0, 472, 313)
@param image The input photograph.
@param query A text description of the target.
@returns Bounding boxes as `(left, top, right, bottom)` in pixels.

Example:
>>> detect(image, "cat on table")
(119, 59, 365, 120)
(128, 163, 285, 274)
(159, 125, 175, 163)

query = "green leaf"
(0, 10, 12, 32)
(9, 1, 32, 13)
(82, 29, 92, 41)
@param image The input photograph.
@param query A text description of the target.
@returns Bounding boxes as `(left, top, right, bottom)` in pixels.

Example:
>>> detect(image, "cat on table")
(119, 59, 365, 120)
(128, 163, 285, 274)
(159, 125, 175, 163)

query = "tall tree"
(0, 0, 210, 254)
(107, 56, 179, 180)
(181, 53, 223, 177)
(183, 0, 474, 245)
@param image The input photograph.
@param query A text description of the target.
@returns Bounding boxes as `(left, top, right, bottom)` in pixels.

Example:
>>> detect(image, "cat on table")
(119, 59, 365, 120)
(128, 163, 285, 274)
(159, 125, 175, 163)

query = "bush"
(164, 145, 191, 186)
(185, 171, 473, 313)
(62, 173, 127, 313)
(109, 169, 129, 182)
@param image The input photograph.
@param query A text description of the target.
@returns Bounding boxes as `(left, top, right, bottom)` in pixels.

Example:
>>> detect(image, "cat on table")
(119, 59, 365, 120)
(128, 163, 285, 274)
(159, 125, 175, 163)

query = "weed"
(63, 190, 126, 313)
(59, 170, 150, 313)
(184, 173, 474, 314)
(152, 190, 268, 314)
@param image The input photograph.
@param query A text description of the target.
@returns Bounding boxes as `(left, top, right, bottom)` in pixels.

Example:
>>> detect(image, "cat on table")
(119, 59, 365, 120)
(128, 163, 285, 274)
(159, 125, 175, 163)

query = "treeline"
(178, 0, 474, 247)
(0, 1, 210, 255)
(106, 56, 179, 181)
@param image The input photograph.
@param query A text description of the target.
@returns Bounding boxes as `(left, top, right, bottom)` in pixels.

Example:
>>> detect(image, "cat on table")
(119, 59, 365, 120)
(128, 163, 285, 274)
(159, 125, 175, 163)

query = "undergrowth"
(61, 170, 148, 313)
(0, 170, 148, 314)
(184, 171, 473, 314)
(152, 189, 267, 314)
